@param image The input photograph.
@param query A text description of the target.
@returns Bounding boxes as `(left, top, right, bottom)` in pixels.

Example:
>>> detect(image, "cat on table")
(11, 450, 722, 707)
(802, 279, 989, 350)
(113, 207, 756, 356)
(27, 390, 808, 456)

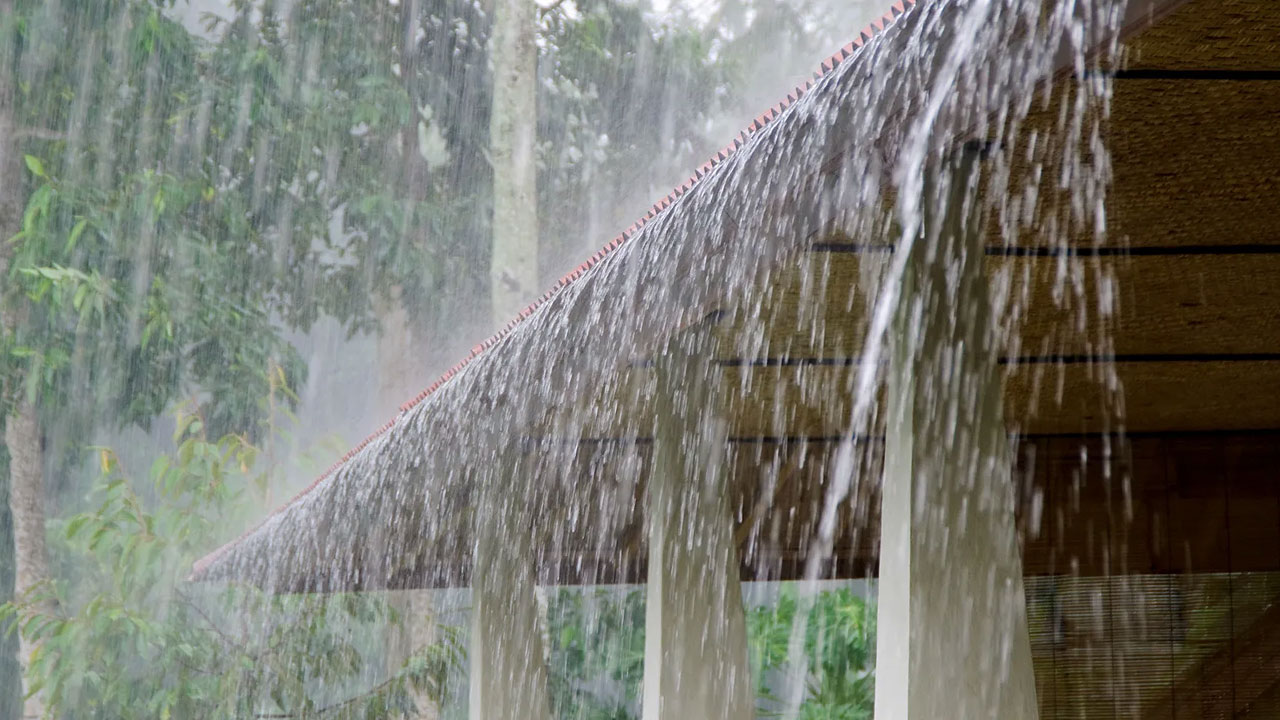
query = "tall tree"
(0, 0, 749, 713)
(0, 3, 302, 710)
(535, 0, 729, 268)
(1, 0, 490, 712)
(489, 0, 539, 323)
(0, 0, 51, 714)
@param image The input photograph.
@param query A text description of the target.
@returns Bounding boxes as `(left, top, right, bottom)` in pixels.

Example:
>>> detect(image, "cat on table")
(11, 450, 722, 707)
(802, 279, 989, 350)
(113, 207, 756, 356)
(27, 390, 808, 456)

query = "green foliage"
(747, 586, 875, 720)
(0, 0, 882, 715)
(537, 0, 730, 267)
(3, 0, 312, 450)
(4, 159, 308, 439)
(546, 588, 646, 720)
(0, 406, 462, 719)
(544, 585, 875, 720)
(0, 0, 762, 457)
(2, 0, 736, 449)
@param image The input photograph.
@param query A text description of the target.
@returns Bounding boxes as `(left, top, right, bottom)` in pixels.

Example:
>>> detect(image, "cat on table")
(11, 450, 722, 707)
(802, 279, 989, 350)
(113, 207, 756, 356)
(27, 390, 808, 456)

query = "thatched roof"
(192, 0, 1280, 593)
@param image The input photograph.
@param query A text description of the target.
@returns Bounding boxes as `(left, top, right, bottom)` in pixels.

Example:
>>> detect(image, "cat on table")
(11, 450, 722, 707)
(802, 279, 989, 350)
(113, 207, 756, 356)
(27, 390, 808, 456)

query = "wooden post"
(874, 145, 1039, 720)
(642, 338, 755, 720)
(469, 462, 551, 720)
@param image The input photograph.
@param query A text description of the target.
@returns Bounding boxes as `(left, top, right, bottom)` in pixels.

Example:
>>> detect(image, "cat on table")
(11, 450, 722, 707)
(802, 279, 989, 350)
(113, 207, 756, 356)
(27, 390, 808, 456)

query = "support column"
(469, 465, 551, 720)
(386, 589, 440, 719)
(642, 340, 755, 720)
(874, 146, 1038, 720)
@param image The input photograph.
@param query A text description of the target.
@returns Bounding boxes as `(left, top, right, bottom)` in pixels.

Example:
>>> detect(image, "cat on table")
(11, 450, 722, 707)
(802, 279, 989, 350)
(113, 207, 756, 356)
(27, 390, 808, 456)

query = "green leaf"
(65, 218, 89, 253)
(73, 282, 89, 312)
(21, 184, 53, 232)
(65, 516, 92, 541)
(23, 155, 45, 177)
(149, 456, 172, 485)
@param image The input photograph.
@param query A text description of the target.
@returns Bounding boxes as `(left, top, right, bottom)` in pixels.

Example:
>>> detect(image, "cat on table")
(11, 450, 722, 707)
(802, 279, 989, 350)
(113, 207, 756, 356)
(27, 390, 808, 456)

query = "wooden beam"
(712, 249, 1280, 364)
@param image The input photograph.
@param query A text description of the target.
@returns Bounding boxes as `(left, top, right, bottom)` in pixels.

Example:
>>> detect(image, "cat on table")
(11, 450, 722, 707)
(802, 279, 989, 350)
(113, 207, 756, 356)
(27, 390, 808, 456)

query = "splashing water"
(181, 0, 1148, 715)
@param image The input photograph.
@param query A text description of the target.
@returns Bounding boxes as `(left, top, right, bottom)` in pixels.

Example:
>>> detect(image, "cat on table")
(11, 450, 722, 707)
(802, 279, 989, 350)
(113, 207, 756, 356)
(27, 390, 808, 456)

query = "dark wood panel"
(1008, 360, 1280, 434)
(1009, 253, 1280, 358)
(987, 75, 1280, 248)
(517, 432, 1280, 586)
(1162, 437, 1233, 574)
(1122, 0, 1280, 72)
(1224, 439, 1280, 573)
(588, 358, 1280, 442)
(716, 250, 1280, 362)
(718, 359, 1280, 437)
(1108, 79, 1280, 248)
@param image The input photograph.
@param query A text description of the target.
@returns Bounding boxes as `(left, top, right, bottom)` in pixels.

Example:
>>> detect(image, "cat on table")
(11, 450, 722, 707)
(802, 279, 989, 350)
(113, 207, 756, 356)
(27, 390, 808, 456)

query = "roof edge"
(191, 0, 920, 581)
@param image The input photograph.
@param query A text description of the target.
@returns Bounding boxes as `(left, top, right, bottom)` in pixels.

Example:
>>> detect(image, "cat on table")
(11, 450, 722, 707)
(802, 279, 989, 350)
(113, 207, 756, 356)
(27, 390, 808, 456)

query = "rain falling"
(2, 0, 1278, 718)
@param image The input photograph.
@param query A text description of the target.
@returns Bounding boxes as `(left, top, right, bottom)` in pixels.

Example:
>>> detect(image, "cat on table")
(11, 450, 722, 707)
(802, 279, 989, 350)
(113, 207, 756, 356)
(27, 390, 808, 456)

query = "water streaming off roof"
(5, 0, 1280, 717)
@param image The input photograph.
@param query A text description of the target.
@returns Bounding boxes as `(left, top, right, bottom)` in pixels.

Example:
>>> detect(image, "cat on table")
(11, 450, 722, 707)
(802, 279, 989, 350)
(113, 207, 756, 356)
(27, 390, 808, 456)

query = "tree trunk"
(488, 0, 539, 324)
(2, 407, 49, 684)
(0, 3, 52, 716)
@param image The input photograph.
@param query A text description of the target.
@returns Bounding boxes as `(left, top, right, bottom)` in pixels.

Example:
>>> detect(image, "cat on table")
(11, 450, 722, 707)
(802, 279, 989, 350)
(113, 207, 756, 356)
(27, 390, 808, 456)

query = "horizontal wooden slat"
(1108, 79, 1280, 248)
(1011, 253, 1280, 357)
(1121, 0, 1280, 72)
(516, 432, 1280, 586)
(575, 357, 1280, 440)
(1009, 360, 1280, 434)
(988, 74, 1280, 248)
(713, 250, 1280, 362)
(720, 359, 1280, 437)
(712, 249, 875, 362)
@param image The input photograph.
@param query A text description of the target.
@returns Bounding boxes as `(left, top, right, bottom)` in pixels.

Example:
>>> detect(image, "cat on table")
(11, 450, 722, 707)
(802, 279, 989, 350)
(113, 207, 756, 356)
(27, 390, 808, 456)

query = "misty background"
(143, 0, 891, 493)
(0, 0, 889, 716)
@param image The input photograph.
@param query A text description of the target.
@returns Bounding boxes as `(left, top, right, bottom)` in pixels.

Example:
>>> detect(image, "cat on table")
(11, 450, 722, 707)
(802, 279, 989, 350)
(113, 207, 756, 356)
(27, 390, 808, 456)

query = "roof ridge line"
(192, 0, 919, 579)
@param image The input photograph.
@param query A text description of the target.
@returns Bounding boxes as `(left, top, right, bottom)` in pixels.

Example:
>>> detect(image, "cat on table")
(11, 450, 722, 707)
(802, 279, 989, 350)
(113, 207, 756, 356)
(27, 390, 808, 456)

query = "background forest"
(0, 0, 882, 716)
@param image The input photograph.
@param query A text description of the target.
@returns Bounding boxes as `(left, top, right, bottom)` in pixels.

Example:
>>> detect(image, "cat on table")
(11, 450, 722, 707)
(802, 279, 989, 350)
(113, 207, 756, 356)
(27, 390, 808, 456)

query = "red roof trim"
(191, 0, 919, 579)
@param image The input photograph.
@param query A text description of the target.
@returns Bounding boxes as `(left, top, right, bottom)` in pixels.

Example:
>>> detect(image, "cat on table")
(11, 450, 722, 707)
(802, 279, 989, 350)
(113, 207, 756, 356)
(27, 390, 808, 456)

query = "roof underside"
(193, 0, 1280, 594)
